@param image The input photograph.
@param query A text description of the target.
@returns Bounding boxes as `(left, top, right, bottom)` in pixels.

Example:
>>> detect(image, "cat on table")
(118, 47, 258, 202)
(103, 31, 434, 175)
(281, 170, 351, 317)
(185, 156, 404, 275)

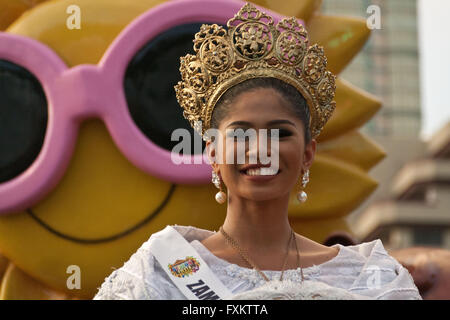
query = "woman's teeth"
(244, 167, 279, 176)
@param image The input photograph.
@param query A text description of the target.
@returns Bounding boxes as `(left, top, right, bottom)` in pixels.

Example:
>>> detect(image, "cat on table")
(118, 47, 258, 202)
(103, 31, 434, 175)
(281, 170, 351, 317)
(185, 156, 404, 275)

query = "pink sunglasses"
(0, 0, 296, 215)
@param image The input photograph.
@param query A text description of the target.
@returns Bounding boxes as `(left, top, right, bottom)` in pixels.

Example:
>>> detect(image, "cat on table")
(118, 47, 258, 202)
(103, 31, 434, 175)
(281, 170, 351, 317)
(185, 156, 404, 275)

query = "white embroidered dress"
(93, 225, 422, 300)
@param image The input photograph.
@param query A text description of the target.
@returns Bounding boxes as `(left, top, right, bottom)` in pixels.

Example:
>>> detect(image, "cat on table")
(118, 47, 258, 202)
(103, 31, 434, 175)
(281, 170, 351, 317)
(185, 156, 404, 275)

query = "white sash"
(151, 225, 233, 300)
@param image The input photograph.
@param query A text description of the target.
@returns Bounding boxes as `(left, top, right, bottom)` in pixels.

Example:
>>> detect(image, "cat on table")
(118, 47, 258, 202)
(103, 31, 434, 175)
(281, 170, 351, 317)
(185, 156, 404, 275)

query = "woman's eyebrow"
(226, 121, 252, 128)
(226, 120, 296, 128)
(267, 120, 296, 127)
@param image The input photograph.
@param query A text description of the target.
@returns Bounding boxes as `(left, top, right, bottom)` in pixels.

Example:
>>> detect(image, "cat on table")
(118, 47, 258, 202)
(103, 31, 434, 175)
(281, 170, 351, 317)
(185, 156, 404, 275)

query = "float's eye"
(125, 23, 215, 155)
(0, 59, 48, 183)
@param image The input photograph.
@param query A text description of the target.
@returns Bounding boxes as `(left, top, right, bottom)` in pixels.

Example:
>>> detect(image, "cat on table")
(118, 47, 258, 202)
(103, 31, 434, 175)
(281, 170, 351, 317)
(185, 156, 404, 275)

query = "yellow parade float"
(0, 0, 384, 299)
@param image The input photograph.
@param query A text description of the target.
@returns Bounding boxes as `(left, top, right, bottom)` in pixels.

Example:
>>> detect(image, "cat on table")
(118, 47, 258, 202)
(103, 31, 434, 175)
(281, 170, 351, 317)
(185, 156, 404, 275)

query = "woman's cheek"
(281, 143, 301, 171)
(213, 138, 232, 165)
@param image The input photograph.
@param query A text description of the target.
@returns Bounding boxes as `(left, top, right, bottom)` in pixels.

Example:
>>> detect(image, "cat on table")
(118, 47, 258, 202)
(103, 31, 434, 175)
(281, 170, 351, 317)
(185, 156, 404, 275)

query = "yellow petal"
(0, 0, 51, 30)
(250, 0, 322, 22)
(317, 130, 386, 171)
(7, 0, 167, 65)
(307, 14, 371, 74)
(0, 252, 9, 285)
(288, 154, 378, 219)
(318, 78, 382, 141)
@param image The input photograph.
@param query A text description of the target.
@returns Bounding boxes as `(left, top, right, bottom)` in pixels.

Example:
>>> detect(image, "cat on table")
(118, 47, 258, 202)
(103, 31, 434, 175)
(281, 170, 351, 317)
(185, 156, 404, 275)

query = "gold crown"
(174, 3, 336, 140)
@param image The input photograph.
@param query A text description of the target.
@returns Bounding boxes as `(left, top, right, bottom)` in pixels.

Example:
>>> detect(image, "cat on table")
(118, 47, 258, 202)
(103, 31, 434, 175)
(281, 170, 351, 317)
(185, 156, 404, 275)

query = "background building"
(321, 0, 421, 138)
(321, 0, 449, 249)
(353, 122, 450, 250)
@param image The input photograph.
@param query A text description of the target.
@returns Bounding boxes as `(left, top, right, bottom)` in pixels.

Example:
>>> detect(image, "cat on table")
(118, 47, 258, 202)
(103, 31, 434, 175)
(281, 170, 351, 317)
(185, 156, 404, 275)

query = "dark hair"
(210, 77, 312, 144)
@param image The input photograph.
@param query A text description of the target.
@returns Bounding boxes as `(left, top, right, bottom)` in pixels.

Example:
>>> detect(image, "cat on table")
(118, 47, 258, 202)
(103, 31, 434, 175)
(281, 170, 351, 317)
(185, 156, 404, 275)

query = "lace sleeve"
(93, 244, 164, 300)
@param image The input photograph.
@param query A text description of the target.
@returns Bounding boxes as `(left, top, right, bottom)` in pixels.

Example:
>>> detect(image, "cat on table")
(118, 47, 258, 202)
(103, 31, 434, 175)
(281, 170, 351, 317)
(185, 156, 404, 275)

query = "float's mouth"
(25, 184, 176, 244)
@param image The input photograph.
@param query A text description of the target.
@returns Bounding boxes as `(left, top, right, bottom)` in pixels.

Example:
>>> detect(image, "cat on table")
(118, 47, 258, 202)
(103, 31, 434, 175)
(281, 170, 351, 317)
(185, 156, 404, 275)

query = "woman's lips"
(239, 167, 281, 181)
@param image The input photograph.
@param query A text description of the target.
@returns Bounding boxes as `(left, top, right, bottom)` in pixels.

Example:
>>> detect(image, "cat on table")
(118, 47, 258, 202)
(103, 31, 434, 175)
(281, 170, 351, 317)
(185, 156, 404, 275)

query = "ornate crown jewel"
(174, 3, 336, 140)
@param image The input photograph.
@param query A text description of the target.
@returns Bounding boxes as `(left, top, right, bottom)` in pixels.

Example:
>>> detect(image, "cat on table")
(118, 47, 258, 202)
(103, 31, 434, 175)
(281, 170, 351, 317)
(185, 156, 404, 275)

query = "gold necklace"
(219, 226, 304, 283)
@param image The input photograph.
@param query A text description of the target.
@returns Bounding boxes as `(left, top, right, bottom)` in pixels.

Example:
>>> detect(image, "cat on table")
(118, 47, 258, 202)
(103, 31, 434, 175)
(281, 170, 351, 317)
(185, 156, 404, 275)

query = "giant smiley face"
(0, 0, 384, 299)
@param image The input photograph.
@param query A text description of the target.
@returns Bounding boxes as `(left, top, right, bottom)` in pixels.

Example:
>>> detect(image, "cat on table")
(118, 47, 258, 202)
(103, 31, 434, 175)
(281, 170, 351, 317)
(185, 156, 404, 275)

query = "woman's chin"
(238, 189, 285, 202)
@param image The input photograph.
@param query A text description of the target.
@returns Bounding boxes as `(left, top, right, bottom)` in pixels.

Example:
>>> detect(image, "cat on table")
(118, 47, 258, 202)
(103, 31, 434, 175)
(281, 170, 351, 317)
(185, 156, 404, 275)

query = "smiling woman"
(93, 3, 421, 300)
(206, 84, 314, 204)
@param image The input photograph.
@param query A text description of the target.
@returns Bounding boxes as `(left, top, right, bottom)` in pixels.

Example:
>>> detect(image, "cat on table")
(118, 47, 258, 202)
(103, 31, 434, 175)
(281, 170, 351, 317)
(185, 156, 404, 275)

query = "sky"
(417, 0, 450, 140)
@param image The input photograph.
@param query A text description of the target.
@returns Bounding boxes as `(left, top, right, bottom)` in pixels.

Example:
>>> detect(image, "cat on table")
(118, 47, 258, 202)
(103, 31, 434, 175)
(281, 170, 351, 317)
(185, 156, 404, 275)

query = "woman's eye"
(280, 129, 292, 137)
(269, 129, 292, 138)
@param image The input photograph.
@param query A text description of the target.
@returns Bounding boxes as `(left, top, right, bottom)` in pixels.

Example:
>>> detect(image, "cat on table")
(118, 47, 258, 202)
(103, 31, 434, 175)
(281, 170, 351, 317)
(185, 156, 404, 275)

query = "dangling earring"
(212, 171, 227, 204)
(297, 169, 309, 203)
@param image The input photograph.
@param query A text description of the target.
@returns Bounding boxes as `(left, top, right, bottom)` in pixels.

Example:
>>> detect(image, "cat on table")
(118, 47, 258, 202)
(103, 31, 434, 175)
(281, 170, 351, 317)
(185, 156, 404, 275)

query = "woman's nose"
(246, 131, 272, 162)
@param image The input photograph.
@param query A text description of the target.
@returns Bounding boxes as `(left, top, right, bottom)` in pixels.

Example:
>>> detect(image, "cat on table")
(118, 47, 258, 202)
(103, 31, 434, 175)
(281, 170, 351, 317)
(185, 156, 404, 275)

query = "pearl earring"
(212, 171, 226, 204)
(297, 169, 309, 203)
